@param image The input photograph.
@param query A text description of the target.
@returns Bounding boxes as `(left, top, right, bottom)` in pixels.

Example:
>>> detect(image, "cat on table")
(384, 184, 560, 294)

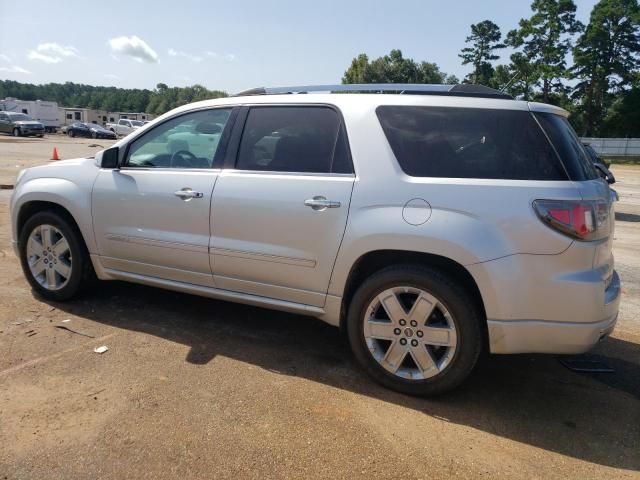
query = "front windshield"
(8, 113, 32, 121)
(131, 120, 144, 127)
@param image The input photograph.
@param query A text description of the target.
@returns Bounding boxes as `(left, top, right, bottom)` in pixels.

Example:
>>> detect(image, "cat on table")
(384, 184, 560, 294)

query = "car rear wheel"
(347, 265, 484, 396)
(91, 131, 97, 139)
(68, 130, 75, 138)
(13, 128, 20, 137)
(19, 211, 93, 301)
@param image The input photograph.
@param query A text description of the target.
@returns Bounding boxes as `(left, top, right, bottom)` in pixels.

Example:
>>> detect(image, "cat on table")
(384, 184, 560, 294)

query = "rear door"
(210, 105, 355, 307)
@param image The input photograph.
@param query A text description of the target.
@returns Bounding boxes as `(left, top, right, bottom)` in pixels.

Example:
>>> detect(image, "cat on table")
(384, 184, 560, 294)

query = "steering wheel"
(170, 150, 197, 168)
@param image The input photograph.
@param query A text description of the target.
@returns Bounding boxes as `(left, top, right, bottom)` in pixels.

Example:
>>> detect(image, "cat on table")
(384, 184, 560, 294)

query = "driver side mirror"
(99, 146, 120, 169)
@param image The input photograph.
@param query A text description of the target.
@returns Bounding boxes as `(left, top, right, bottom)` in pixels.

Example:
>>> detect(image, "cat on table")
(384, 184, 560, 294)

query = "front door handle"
(304, 196, 341, 211)
(174, 188, 204, 201)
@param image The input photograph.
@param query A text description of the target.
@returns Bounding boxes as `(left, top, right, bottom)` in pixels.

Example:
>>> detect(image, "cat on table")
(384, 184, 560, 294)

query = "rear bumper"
(488, 312, 618, 354)
(487, 270, 620, 354)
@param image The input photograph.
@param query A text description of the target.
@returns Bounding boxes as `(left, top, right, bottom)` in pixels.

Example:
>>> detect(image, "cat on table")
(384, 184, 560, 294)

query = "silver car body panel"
(9, 93, 619, 354)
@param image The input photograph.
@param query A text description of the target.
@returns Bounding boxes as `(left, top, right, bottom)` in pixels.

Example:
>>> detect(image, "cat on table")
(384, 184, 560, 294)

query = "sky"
(0, 0, 600, 94)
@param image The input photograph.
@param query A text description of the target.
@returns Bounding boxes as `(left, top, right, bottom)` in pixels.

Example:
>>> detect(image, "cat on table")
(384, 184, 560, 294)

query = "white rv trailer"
(0, 98, 60, 132)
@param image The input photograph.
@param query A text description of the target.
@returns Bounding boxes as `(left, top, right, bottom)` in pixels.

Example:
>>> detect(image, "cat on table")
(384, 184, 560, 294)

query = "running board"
(103, 268, 326, 317)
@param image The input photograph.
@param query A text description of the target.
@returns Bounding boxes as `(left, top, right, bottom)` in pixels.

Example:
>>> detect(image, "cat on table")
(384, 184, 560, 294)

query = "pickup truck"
(106, 119, 144, 136)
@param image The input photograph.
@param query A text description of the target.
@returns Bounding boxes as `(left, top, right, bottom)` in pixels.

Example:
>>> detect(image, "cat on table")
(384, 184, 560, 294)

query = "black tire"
(91, 131, 97, 139)
(19, 211, 94, 301)
(346, 265, 484, 396)
(68, 130, 75, 138)
(13, 128, 21, 137)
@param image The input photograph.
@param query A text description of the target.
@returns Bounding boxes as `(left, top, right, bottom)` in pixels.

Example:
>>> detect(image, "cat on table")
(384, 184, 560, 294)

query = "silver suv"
(9, 84, 620, 395)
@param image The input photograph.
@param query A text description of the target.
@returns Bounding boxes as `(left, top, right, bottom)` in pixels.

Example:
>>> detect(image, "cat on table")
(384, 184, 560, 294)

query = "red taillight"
(533, 199, 610, 241)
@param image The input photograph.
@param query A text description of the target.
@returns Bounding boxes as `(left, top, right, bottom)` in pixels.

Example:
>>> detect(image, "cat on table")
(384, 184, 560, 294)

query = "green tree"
(0, 80, 227, 115)
(507, 0, 583, 103)
(459, 20, 506, 86)
(571, 0, 640, 135)
(492, 52, 541, 99)
(342, 49, 456, 85)
(601, 87, 640, 136)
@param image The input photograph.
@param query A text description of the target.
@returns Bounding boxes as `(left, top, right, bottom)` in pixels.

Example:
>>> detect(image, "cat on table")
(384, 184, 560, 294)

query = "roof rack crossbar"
(232, 84, 512, 99)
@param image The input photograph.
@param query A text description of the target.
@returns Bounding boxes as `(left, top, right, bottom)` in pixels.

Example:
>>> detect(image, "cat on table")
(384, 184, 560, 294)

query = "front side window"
(376, 106, 567, 180)
(125, 108, 231, 169)
(236, 106, 351, 174)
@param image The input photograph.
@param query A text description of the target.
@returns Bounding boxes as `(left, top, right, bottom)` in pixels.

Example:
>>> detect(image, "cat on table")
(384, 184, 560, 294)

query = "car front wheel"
(19, 211, 93, 301)
(347, 265, 484, 396)
(13, 128, 21, 137)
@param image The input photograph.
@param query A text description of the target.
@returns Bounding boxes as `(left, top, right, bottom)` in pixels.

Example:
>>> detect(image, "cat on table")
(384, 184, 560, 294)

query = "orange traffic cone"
(51, 147, 60, 161)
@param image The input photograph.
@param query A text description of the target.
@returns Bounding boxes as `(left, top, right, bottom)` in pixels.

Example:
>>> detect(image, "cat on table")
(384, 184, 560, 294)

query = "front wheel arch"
(18, 201, 90, 256)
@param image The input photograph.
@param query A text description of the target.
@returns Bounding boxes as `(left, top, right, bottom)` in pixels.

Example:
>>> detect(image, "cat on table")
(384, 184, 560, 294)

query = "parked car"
(9, 84, 620, 396)
(63, 122, 117, 139)
(106, 118, 144, 136)
(583, 143, 615, 184)
(0, 111, 45, 137)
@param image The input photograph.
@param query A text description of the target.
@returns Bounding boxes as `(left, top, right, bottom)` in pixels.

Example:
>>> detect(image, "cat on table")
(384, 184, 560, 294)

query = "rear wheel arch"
(340, 250, 487, 339)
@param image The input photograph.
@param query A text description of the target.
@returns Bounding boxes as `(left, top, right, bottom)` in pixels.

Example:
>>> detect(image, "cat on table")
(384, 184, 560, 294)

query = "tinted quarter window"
(237, 107, 349, 174)
(376, 106, 567, 180)
(534, 112, 598, 181)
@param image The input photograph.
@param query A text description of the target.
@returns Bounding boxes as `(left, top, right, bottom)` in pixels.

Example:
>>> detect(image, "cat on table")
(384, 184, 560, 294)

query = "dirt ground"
(0, 136, 639, 479)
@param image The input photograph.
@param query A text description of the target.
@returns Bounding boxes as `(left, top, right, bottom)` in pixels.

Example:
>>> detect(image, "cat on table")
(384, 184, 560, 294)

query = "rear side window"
(534, 113, 598, 181)
(376, 106, 567, 180)
(236, 106, 352, 174)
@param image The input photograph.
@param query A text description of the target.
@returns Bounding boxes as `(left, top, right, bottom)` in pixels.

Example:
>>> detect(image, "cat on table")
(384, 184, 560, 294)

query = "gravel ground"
(0, 137, 638, 479)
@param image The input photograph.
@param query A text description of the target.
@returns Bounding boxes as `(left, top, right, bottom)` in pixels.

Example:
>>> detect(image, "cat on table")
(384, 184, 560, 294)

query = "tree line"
(0, 80, 227, 115)
(342, 0, 640, 137)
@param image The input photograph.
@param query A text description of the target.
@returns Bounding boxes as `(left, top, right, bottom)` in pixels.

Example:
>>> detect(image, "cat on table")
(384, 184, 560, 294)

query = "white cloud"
(0, 65, 31, 74)
(0, 53, 30, 74)
(167, 48, 202, 62)
(224, 53, 236, 62)
(27, 43, 79, 63)
(204, 51, 218, 58)
(108, 35, 158, 63)
(28, 51, 61, 64)
(104, 73, 120, 80)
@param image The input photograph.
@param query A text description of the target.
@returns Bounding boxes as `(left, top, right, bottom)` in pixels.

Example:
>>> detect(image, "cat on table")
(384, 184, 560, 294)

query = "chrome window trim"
(118, 167, 222, 174)
(220, 168, 355, 178)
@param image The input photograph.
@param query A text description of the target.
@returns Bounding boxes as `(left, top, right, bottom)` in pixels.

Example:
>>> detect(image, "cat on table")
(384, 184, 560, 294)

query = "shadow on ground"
(616, 211, 640, 223)
(47, 281, 640, 472)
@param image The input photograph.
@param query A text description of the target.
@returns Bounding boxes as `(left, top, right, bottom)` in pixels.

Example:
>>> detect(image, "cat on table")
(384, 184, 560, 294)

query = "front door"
(211, 105, 355, 307)
(93, 107, 235, 287)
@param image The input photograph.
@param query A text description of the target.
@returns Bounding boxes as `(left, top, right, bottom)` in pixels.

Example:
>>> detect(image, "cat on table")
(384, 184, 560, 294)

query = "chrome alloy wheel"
(363, 286, 458, 380)
(25, 224, 72, 291)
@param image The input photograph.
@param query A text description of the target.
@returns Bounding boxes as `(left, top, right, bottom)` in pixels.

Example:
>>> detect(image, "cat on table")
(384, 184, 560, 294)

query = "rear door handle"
(174, 188, 204, 201)
(304, 196, 341, 211)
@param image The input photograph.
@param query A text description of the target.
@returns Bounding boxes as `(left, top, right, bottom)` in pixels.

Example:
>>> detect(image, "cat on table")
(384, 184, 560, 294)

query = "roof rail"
(232, 83, 513, 100)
